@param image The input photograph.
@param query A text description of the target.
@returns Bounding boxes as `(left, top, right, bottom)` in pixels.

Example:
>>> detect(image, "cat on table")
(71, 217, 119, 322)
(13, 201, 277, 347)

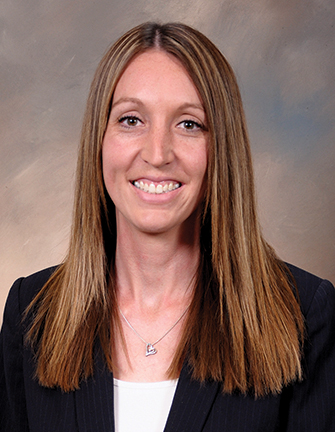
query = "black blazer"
(1, 264, 335, 431)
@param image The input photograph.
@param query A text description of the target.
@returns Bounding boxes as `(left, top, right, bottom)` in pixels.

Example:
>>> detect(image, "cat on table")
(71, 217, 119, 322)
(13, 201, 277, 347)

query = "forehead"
(113, 49, 203, 105)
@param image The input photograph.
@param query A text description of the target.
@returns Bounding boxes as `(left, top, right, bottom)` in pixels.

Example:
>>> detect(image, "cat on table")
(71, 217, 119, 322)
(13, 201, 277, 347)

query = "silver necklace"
(118, 304, 190, 357)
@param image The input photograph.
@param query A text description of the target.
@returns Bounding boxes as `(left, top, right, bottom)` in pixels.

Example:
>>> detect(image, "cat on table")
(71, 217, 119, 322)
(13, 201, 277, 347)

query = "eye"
(118, 116, 142, 127)
(179, 120, 204, 130)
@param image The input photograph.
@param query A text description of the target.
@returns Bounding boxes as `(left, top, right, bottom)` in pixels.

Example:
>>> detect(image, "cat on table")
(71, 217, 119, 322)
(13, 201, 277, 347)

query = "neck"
(114, 217, 201, 310)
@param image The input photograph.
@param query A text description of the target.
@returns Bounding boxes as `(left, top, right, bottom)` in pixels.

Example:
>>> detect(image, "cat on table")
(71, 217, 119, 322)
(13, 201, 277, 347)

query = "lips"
(133, 180, 181, 194)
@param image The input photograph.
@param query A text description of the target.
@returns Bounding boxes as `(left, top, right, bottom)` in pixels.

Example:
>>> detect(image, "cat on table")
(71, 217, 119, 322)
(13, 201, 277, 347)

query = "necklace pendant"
(146, 343, 157, 356)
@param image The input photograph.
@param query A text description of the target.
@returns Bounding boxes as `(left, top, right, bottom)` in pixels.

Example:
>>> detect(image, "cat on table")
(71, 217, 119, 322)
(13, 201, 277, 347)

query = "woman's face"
(102, 49, 208, 236)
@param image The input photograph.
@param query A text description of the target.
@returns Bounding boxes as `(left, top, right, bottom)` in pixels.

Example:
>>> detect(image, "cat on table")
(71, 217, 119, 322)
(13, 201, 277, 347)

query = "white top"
(113, 379, 178, 432)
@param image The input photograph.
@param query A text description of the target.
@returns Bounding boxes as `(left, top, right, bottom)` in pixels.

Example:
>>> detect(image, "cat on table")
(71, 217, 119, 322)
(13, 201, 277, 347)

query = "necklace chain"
(118, 303, 190, 356)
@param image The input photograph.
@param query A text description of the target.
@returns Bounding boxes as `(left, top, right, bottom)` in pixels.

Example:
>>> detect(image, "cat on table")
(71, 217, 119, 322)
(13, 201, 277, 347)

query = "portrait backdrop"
(1, 0, 334, 321)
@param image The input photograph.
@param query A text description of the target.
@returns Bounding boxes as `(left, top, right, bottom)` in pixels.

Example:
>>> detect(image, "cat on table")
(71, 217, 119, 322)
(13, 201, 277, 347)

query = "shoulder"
(286, 262, 335, 371)
(285, 262, 335, 318)
(0, 267, 59, 431)
(278, 265, 335, 428)
(4, 266, 59, 319)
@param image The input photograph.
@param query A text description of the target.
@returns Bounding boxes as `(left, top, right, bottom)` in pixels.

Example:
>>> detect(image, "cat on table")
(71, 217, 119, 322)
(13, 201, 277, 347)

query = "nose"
(140, 125, 174, 168)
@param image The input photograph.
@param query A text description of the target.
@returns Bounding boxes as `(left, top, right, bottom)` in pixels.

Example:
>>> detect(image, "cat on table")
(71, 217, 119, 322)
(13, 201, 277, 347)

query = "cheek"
(101, 144, 111, 184)
(195, 145, 208, 203)
(191, 144, 208, 184)
(102, 132, 140, 174)
(101, 141, 122, 196)
(101, 139, 124, 179)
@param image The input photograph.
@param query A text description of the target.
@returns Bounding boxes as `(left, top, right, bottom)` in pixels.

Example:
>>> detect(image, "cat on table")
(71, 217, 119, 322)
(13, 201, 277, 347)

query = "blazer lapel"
(164, 361, 220, 432)
(74, 356, 219, 432)
(75, 352, 115, 432)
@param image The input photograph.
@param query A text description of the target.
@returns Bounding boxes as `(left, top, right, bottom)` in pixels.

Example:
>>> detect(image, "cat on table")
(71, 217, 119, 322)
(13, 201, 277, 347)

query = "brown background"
(1, 0, 334, 321)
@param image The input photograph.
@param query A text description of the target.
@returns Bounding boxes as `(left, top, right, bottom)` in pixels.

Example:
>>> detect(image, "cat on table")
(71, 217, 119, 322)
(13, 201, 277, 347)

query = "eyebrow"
(111, 97, 144, 109)
(111, 97, 205, 113)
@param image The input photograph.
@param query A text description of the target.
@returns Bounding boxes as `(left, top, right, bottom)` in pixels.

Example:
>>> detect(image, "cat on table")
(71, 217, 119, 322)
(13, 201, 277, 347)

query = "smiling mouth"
(133, 180, 181, 194)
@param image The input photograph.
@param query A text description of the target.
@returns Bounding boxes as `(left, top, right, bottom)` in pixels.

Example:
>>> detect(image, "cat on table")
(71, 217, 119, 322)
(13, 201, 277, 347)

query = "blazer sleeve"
(285, 277, 335, 431)
(0, 278, 30, 432)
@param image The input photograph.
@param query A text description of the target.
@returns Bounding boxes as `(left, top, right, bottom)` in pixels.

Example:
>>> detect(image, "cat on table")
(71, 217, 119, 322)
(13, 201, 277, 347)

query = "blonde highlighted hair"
(26, 22, 304, 396)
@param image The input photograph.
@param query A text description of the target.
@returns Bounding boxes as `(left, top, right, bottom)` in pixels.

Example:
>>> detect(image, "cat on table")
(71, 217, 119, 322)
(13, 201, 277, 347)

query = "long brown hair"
(26, 22, 304, 396)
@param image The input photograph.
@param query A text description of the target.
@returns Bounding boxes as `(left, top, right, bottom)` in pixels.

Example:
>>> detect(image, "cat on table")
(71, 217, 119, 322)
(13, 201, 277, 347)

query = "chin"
(136, 221, 177, 235)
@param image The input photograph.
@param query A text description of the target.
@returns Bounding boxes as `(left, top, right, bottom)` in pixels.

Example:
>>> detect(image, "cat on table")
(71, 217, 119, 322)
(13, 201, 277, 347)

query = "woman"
(1, 22, 334, 432)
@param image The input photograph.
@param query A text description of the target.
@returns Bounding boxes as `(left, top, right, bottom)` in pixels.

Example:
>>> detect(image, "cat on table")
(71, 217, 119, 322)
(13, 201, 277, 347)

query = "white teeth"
(134, 181, 180, 194)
